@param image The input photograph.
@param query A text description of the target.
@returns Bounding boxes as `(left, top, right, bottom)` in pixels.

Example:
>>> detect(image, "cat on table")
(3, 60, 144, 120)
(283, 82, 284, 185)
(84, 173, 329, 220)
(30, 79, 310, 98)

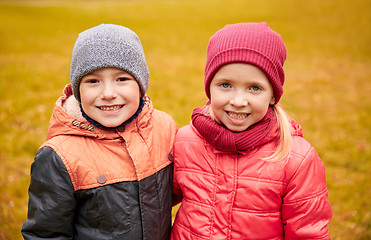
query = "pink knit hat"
(204, 22, 287, 103)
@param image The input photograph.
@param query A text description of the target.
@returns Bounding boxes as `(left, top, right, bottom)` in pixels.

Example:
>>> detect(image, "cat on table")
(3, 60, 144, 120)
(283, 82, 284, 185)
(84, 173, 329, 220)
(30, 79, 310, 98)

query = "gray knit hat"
(70, 24, 149, 102)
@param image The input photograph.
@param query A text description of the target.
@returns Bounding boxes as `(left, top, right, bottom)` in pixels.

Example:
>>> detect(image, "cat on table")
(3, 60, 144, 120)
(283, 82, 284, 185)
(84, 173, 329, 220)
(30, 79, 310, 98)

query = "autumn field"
(0, 0, 370, 239)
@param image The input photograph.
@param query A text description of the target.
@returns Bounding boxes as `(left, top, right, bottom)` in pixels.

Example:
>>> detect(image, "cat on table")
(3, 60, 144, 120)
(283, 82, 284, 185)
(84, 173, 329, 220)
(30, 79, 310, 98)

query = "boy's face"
(209, 63, 275, 132)
(79, 67, 141, 128)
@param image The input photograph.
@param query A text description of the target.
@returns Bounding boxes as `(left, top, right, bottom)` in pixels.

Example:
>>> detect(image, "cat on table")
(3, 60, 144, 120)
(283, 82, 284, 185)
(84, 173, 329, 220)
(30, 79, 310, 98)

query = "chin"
(229, 127, 248, 132)
(99, 122, 121, 128)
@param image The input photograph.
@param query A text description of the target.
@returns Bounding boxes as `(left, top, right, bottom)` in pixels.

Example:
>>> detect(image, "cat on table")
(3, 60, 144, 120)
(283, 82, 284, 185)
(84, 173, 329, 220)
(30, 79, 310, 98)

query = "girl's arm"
(22, 146, 76, 240)
(282, 146, 332, 239)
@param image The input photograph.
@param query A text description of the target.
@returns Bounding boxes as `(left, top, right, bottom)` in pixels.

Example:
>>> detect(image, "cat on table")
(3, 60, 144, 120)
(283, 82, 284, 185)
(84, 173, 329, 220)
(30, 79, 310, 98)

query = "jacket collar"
(46, 84, 153, 141)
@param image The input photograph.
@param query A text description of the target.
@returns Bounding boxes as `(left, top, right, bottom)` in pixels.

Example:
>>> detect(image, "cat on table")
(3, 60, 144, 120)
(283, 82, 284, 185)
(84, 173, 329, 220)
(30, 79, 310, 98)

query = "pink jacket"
(172, 120, 332, 240)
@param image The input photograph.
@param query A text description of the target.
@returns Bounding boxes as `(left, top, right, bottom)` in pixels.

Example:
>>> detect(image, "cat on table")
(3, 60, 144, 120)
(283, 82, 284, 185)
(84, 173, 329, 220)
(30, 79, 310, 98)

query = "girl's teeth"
(100, 106, 121, 111)
(228, 112, 248, 119)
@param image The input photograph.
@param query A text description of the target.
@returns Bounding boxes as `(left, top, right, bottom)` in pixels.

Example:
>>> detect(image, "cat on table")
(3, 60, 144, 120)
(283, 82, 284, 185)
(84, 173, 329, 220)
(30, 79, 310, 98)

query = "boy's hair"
(70, 24, 149, 102)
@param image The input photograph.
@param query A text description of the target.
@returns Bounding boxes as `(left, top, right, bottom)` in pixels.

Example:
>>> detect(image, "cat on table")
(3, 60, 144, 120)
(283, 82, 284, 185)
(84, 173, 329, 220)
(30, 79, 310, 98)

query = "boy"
(22, 24, 176, 240)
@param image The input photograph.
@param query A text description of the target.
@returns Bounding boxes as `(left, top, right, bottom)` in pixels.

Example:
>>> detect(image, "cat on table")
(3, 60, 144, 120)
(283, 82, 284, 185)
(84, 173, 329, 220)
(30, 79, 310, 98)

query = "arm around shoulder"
(22, 146, 76, 239)
(171, 125, 196, 206)
(282, 145, 332, 239)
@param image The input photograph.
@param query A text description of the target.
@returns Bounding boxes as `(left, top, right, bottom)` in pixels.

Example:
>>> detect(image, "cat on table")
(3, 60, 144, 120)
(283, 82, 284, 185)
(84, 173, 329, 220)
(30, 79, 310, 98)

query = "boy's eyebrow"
(83, 72, 98, 77)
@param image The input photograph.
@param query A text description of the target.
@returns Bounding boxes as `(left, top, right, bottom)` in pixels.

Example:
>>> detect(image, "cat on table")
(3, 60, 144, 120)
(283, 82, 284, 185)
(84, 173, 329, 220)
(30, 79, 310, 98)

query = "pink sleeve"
(282, 147, 332, 239)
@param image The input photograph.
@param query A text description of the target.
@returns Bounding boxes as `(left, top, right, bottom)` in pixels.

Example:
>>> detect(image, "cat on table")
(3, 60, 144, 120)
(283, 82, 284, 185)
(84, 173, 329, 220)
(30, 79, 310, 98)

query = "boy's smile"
(209, 63, 275, 132)
(98, 105, 124, 111)
(79, 67, 141, 128)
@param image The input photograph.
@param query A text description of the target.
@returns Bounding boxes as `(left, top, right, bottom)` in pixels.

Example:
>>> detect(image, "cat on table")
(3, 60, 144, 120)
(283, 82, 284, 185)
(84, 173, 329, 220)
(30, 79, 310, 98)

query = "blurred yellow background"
(0, 0, 370, 239)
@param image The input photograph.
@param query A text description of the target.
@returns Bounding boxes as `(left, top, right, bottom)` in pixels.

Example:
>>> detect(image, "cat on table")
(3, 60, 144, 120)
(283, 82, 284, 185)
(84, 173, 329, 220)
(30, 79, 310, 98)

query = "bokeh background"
(0, 0, 370, 239)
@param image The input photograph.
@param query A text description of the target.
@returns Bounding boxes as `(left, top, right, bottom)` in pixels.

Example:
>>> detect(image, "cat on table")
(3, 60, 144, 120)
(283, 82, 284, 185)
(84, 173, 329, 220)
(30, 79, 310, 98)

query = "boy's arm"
(172, 143, 183, 206)
(282, 146, 332, 239)
(22, 146, 76, 240)
(172, 177, 183, 206)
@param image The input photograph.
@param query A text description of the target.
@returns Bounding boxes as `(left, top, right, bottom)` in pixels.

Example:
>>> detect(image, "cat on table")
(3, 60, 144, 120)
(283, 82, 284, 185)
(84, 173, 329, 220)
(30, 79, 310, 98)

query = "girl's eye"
(251, 85, 261, 91)
(220, 83, 230, 88)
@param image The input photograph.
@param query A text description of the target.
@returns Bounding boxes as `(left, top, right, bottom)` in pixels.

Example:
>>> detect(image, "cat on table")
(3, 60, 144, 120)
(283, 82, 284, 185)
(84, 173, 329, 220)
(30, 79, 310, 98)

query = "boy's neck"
(80, 98, 145, 130)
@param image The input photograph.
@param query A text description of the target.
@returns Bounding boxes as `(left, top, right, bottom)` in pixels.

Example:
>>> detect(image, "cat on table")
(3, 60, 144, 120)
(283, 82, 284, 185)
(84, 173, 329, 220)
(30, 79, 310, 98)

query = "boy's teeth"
(228, 112, 248, 119)
(100, 106, 121, 111)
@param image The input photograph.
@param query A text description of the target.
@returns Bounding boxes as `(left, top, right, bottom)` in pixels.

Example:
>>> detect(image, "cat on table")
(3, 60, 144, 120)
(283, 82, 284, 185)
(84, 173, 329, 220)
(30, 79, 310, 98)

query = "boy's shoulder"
(137, 107, 177, 144)
(41, 134, 85, 160)
(152, 108, 176, 123)
(150, 108, 177, 131)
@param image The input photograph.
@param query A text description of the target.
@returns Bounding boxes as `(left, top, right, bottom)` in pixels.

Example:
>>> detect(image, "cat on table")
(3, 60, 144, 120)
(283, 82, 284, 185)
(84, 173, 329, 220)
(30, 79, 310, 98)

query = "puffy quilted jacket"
(22, 84, 177, 240)
(172, 120, 332, 240)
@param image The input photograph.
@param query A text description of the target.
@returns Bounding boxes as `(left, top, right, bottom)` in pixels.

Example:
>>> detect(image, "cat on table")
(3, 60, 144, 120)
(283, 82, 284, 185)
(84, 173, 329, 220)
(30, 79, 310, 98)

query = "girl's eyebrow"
(213, 76, 231, 82)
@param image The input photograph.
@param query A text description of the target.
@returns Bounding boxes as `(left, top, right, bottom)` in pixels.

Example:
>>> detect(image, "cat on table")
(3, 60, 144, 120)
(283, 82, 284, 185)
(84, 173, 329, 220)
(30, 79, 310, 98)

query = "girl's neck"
(191, 104, 277, 152)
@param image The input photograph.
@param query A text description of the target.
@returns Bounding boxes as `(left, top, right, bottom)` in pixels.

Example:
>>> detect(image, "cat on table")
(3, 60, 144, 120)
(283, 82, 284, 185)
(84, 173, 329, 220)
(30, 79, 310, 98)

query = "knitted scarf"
(80, 98, 145, 129)
(191, 105, 276, 152)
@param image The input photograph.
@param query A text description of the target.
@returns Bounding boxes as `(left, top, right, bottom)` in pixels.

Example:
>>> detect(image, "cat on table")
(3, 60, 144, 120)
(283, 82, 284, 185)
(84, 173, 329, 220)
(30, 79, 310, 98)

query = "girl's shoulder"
(286, 135, 325, 177)
(177, 124, 198, 136)
(287, 118, 315, 158)
(290, 134, 312, 153)
(175, 124, 204, 143)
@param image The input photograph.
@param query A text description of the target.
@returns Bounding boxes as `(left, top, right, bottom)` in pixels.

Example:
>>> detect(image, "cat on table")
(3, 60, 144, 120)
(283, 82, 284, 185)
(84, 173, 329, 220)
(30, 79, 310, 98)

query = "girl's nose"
(100, 83, 117, 99)
(230, 93, 248, 107)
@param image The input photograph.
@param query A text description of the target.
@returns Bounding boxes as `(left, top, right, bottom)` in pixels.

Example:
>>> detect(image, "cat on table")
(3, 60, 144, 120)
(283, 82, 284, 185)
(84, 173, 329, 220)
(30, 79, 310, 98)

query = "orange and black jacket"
(22, 84, 177, 240)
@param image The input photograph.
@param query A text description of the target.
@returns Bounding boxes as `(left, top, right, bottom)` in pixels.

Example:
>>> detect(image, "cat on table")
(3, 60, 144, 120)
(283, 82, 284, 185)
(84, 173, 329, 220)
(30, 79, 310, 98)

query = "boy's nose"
(100, 83, 117, 99)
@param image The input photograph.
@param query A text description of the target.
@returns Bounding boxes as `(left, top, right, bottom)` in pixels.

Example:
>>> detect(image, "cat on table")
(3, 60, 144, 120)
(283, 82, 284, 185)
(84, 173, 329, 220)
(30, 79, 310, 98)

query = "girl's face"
(79, 67, 141, 128)
(209, 63, 275, 132)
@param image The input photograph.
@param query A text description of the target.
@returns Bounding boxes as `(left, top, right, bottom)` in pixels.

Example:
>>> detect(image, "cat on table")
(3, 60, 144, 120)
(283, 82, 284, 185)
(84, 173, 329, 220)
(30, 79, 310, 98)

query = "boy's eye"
(86, 79, 99, 84)
(220, 83, 230, 88)
(118, 77, 130, 82)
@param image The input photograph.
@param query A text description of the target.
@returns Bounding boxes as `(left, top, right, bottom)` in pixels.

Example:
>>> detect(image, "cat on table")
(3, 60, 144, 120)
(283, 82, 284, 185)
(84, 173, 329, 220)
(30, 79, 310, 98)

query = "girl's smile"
(226, 111, 249, 119)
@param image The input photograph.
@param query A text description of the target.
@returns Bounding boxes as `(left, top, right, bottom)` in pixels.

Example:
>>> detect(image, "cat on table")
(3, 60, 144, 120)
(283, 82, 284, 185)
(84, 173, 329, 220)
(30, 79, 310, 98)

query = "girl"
(171, 22, 332, 239)
(22, 24, 177, 240)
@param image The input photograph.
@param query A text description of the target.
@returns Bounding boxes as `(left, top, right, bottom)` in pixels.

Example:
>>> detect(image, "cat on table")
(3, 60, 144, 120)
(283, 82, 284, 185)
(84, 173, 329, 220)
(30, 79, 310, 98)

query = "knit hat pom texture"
(70, 24, 149, 102)
(204, 22, 287, 103)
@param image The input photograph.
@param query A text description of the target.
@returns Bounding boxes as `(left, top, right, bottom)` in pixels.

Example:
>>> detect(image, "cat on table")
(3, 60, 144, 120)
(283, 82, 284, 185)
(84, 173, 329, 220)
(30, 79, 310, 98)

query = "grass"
(0, 0, 370, 239)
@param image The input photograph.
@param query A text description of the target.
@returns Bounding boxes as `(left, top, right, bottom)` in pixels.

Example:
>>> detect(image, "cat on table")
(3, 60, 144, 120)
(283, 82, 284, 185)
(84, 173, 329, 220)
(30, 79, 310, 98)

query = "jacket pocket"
(74, 183, 132, 235)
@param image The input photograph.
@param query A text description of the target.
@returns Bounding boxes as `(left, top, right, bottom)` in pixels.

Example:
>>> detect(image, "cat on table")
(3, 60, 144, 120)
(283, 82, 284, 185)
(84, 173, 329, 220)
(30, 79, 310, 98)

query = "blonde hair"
(262, 104, 292, 162)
